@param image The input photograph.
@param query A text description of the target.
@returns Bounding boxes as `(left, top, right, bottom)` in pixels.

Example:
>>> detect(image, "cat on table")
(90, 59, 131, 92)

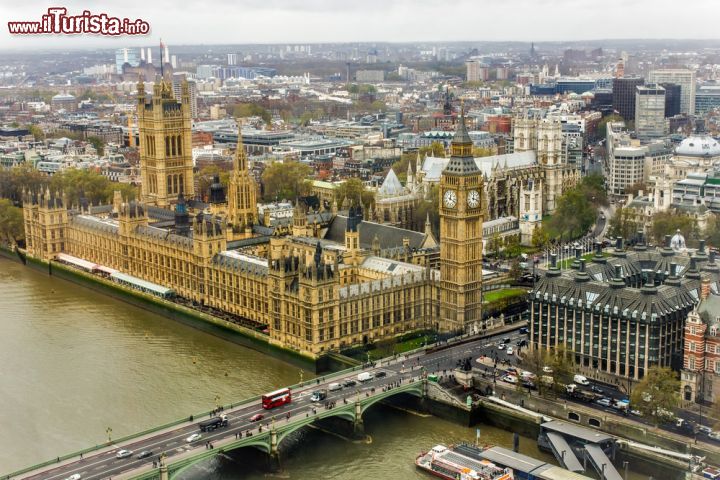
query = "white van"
(357, 372, 374, 382)
(573, 374, 590, 385)
(328, 382, 342, 391)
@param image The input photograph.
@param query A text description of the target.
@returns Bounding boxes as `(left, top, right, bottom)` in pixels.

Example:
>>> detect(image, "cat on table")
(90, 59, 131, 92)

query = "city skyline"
(2, 0, 720, 50)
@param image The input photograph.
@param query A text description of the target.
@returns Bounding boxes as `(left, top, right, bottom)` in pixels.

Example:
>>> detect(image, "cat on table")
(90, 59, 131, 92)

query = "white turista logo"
(467, 190, 480, 208)
(443, 189, 457, 208)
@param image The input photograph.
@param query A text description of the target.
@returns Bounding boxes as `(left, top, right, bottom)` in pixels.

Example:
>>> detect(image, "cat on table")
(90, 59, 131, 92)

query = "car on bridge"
(185, 433, 202, 443)
(376, 371, 387, 378)
(115, 449, 133, 459)
(63, 475, 81, 480)
(136, 450, 153, 459)
(250, 413, 264, 422)
(342, 379, 357, 387)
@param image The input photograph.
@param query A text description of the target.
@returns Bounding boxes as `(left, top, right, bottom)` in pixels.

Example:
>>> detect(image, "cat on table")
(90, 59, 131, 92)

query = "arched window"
(167, 175, 173, 194)
(165, 136, 170, 156)
(171, 136, 177, 156)
(178, 174, 184, 194)
(176, 135, 182, 156)
(684, 385, 693, 401)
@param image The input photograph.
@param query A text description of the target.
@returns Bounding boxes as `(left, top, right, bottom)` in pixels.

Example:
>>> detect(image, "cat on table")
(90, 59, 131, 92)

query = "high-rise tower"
(227, 131, 258, 237)
(137, 78, 194, 207)
(438, 105, 485, 334)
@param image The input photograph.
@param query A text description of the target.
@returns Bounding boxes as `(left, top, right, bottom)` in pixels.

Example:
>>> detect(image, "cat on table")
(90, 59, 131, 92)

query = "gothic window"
(177, 135, 182, 156)
(165, 136, 170, 156)
(690, 341, 695, 352)
(167, 175, 173, 194)
(179, 174, 184, 194)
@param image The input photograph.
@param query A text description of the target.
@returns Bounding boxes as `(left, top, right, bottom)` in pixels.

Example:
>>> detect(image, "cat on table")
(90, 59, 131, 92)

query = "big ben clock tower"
(439, 105, 485, 334)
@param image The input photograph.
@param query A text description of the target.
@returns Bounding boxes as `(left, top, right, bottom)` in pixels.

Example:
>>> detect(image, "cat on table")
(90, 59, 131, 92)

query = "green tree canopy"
(545, 175, 607, 242)
(261, 161, 312, 202)
(629, 366, 680, 425)
(197, 165, 230, 202)
(87, 136, 104, 157)
(233, 103, 271, 124)
(650, 210, 697, 246)
(608, 206, 639, 241)
(334, 177, 374, 211)
(0, 198, 24, 244)
(49, 169, 137, 206)
(0, 163, 50, 203)
(704, 214, 720, 250)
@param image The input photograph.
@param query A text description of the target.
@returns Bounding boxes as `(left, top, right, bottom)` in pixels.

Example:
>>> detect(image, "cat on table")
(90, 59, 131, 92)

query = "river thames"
(1, 258, 650, 479)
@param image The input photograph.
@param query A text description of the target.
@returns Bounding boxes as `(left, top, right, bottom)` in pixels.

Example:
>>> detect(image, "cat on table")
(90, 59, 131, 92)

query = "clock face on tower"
(467, 190, 481, 209)
(443, 189, 457, 208)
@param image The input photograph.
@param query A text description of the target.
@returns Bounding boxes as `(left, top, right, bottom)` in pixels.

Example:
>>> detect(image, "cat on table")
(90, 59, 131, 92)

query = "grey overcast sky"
(1, 0, 719, 50)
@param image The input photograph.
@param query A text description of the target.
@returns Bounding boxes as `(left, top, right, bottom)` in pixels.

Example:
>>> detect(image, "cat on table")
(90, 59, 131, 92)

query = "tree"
(608, 206, 639, 241)
(597, 114, 623, 140)
(629, 366, 680, 426)
(25, 124, 45, 141)
(508, 258, 522, 281)
(650, 210, 697, 246)
(488, 233, 502, 258)
(705, 214, 720, 250)
(548, 344, 575, 393)
(531, 225, 549, 249)
(504, 236, 523, 259)
(413, 184, 439, 235)
(233, 103, 271, 124)
(87, 136, 104, 157)
(0, 198, 24, 244)
(261, 161, 312, 202)
(197, 165, 230, 202)
(545, 175, 607, 242)
(419, 142, 446, 158)
(335, 177, 374, 211)
(518, 348, 550, 395)
(472, 147, 494, 157)
(0, 163, 50, 203)
(625, 181, 647, 197)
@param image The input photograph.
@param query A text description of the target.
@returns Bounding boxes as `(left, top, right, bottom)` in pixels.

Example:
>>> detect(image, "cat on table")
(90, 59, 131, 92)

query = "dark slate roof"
(324, 215, 429, 250)
(698, 291, 720, 327)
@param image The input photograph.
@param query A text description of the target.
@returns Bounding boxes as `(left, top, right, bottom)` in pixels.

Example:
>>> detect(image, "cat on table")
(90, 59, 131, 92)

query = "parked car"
(630, 409, 643, 417)
(136, 450, 153, 459)
(542, 366, 553, 374)
(506, 347, 514, 355)
(501, 375, 518, 384)
(115, 449, 133, 459)
(250, 414, 264, 422)
(185, 433, 202, 443)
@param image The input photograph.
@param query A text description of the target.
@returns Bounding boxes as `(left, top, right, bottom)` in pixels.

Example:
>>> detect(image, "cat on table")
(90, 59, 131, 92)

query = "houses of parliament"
(22, 78, 486, 358)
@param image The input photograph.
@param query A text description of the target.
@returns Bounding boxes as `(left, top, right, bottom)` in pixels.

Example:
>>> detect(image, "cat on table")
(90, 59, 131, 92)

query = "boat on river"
(416, 444, 514, 480)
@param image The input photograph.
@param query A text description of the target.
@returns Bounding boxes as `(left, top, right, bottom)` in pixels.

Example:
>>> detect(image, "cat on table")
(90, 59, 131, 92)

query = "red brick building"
(682, 277, 720, 403)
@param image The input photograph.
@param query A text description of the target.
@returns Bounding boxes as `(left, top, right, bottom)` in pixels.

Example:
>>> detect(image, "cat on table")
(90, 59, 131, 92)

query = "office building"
(612, 77, 644, 121)
(115, 48, 139, 74)
(227, 53, 238, 66)
(355, 70, 385, 83)
(466, 60, 488, 82)
(635, 84, 666, 138)
(531, 238, 717, 382)
(172, 74, 198, 119)
(696, 86, 720, 114)
(648, 69, 696, 115)
(660, 83, 681, 118)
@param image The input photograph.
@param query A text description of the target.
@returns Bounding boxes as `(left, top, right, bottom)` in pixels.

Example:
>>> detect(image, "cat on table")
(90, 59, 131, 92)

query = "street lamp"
(299, 369, 304, 385)
(106, 427, 112, 443)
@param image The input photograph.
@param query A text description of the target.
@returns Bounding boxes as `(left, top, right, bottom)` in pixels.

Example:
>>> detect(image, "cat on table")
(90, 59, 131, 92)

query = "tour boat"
(416, 445, 514, 480)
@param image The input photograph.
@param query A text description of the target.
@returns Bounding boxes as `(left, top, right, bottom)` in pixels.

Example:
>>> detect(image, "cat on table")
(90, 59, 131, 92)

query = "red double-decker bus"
(262, 388, 292, 409)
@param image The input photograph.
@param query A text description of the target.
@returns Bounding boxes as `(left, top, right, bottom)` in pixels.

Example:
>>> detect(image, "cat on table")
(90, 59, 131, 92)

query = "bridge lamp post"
(299, 369, 304, 384)
(106, 427, 112, 443)
(215, 395, 221, 410)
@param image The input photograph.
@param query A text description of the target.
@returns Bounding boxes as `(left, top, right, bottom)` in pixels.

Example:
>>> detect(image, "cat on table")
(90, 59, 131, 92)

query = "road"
(16, 327, 528, 480)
